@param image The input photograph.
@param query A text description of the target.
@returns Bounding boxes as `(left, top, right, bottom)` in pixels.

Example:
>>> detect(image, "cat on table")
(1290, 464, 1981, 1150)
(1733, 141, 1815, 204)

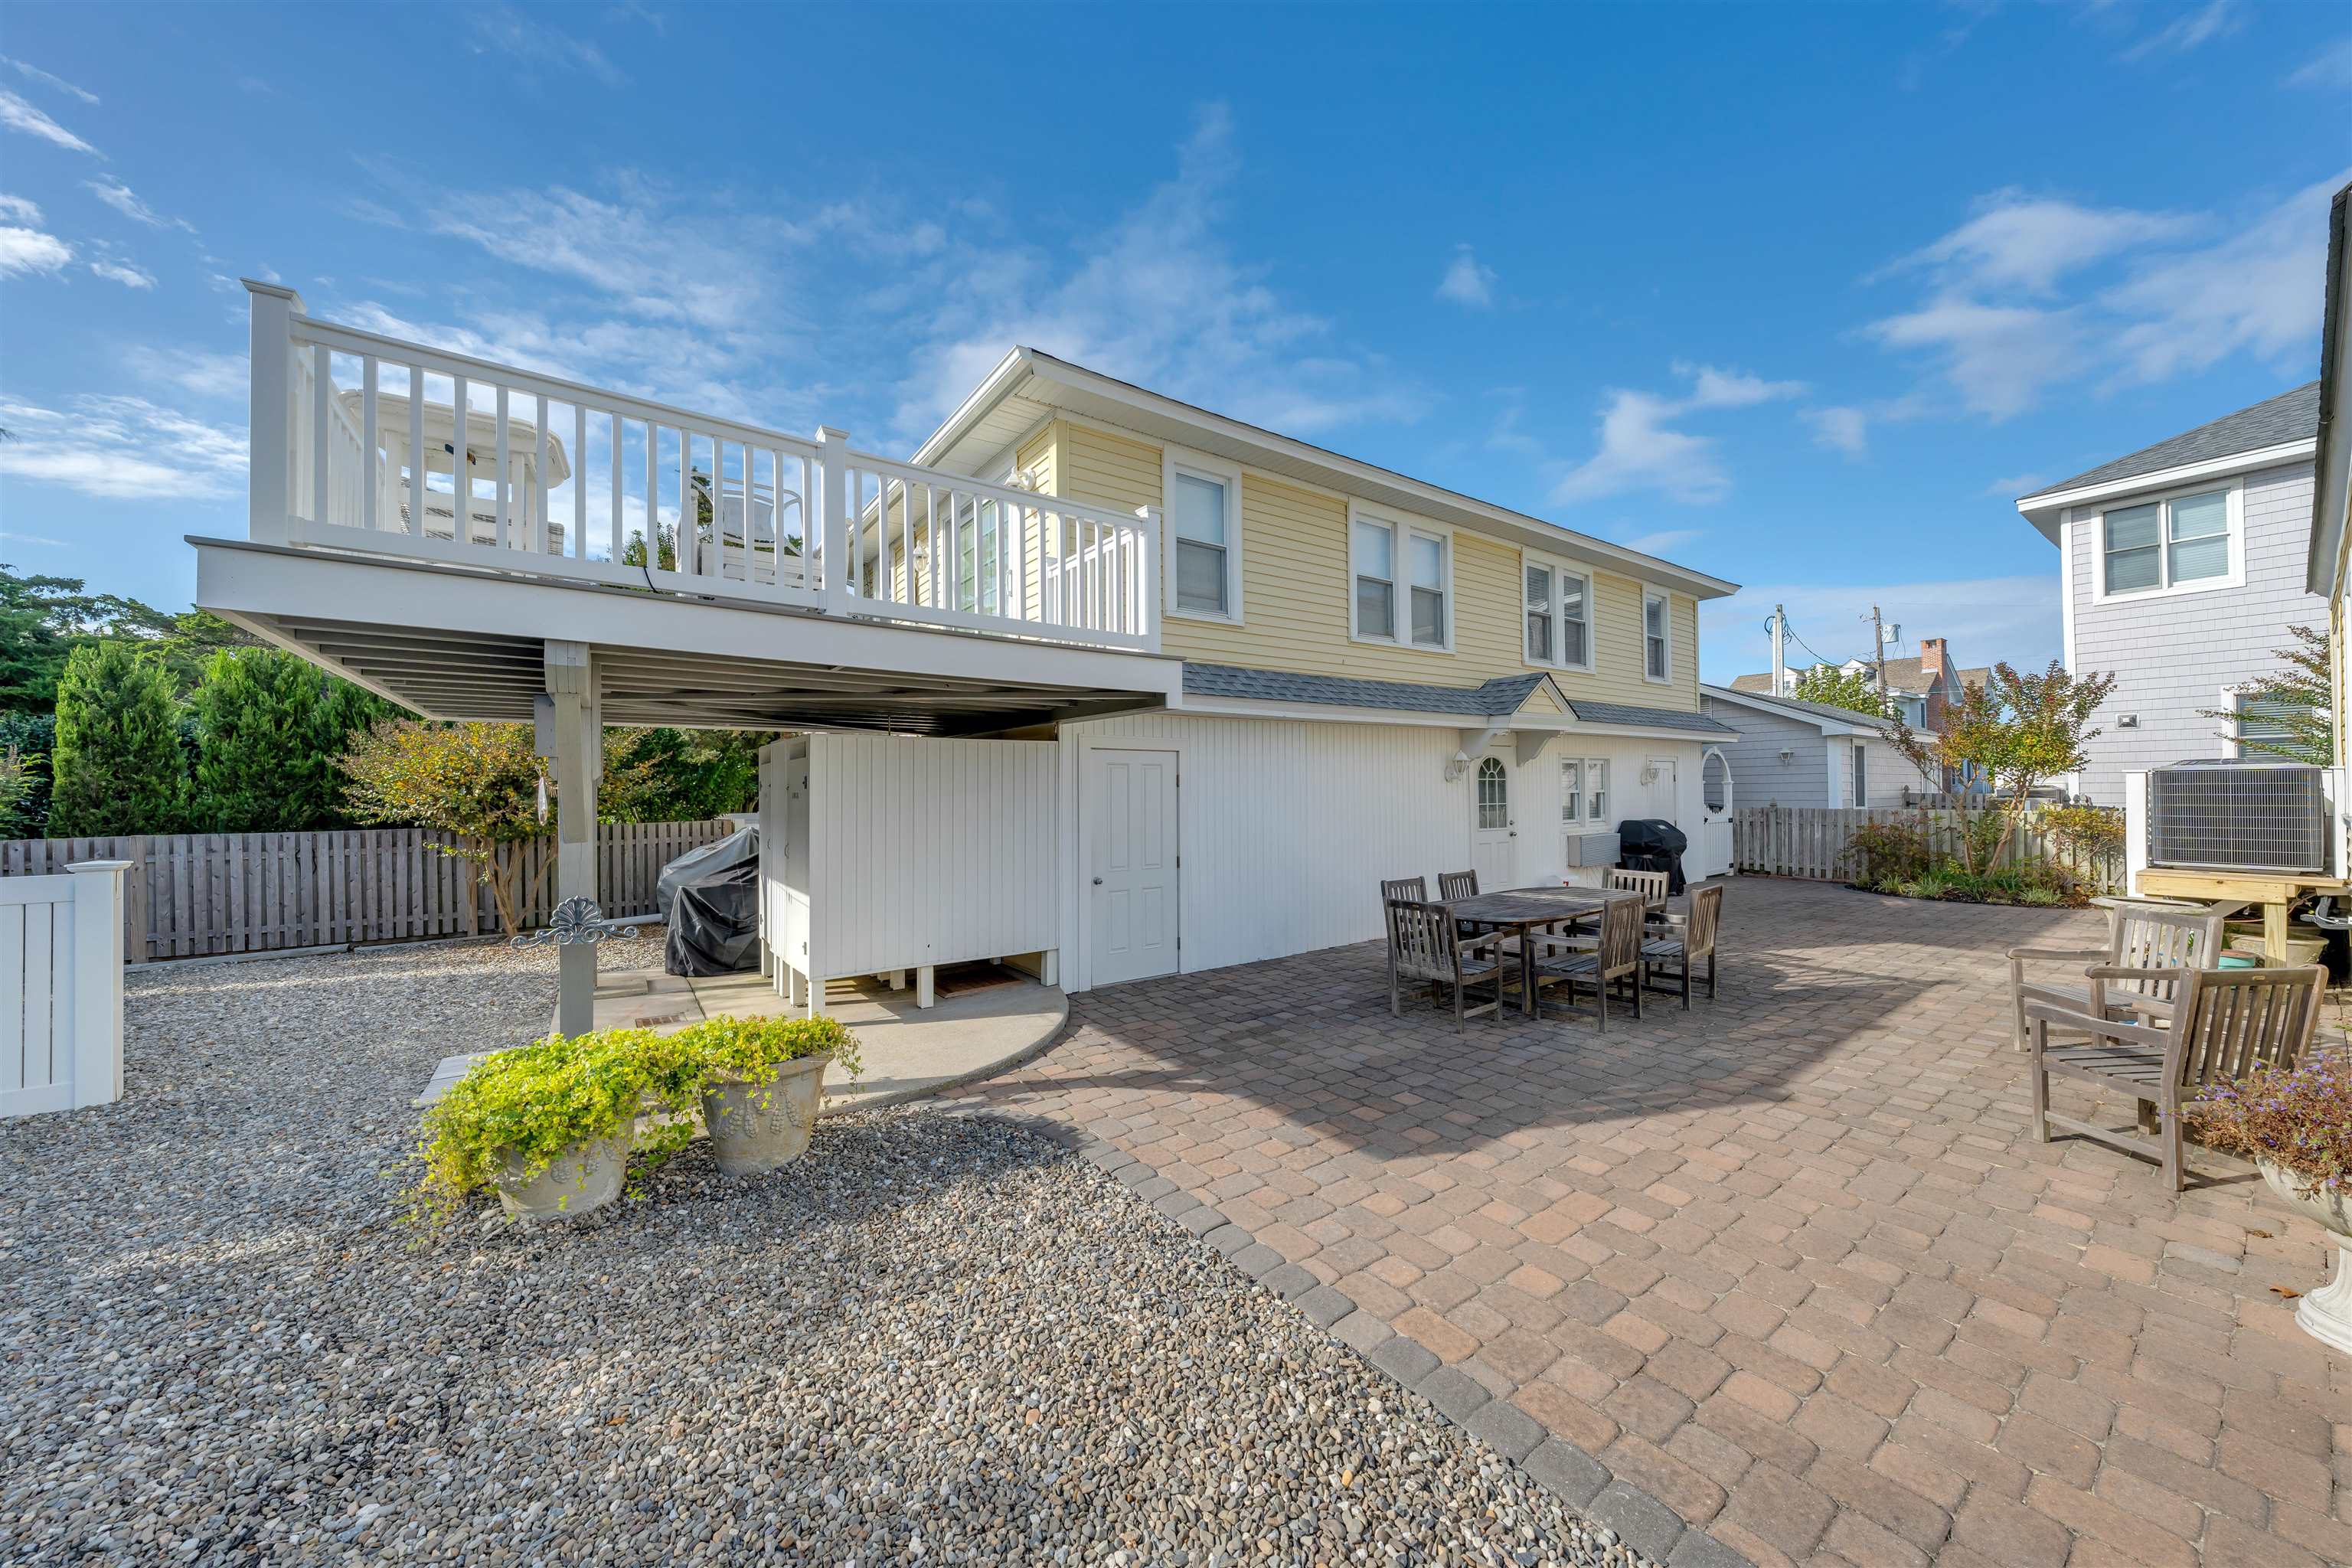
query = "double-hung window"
(2100, 486, 2233, 598)
(1351, 508, 1449, 649)
(1170, 469, 1233, 616)
(1524, 558, 1592, 669)
(1643, 590, 1671, 682)
(1561, 757, 1609, 825)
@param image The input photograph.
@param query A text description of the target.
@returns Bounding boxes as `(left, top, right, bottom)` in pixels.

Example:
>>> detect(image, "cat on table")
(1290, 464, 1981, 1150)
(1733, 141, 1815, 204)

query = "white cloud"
(85, 178, 194, 232)
(0, 192, 41, 223)
(1436, 244, 1496, 308)
(0, 87, 96, 154)
(1859, 172, 2344, 419)
(2288, 37, 2352, 89)
(2123, 0, 2241, 60)
(890, 105, 1420, 443)
(0, 224, 71, 276)
(1615, 528, 1704, 557)
(467, 5, 626, 86)
(1702, 576, 2060, 683)
(2102, 172, 2341, 384)
(1871, 189, 2195, 296)
(1987, 472, 2049, 496)
(89, 258, 155, 289)
(1803, 406, 1870, 459)
(2, 56, 96, 104)
(123, 345, 247, 400)
(1549, 363, 1803, 505)
(0, 395, 245, 501)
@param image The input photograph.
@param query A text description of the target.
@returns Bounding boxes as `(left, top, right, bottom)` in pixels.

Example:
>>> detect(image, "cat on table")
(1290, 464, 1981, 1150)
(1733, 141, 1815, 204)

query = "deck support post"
(916, 964, 936, 1009)
(545, 640, 599, 1037)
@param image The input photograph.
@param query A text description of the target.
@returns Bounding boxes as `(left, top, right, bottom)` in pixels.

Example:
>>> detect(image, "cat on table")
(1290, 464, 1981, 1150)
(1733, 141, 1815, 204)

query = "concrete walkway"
(417, 962, 1066, 1113)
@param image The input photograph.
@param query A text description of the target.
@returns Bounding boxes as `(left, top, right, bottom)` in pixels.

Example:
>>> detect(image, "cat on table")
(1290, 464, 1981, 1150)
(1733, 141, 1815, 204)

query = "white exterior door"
(1469, 753, 1517, 890)
(1692, 747, 1734, 880)
(1642, 756, 1680, 824)
(1086, 748, 1179, 986)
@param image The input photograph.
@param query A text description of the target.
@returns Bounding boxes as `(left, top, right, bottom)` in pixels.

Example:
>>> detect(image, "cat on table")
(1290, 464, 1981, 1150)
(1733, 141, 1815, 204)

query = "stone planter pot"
(2259, 1160, 2352, 1356)
(701, 1054, 831, 1175)
(496, 1132, 629, 1222)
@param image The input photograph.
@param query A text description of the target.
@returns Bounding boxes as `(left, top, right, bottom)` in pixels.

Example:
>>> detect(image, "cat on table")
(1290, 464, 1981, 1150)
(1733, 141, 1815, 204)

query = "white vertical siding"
(807, 734, 1059, 978)
(1061, 712, 1702, 985)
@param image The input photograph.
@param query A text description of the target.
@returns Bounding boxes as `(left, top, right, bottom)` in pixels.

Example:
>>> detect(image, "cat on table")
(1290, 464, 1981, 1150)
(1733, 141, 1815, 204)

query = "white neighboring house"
(2016, 384, 2323, 805)
(1697, 685, 1937, 810)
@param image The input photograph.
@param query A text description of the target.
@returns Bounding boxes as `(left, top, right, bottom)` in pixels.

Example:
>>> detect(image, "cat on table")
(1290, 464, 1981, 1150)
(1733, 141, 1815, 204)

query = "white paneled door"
(1087, 748, 1180, 987)
(1469, 753, 1517, 890)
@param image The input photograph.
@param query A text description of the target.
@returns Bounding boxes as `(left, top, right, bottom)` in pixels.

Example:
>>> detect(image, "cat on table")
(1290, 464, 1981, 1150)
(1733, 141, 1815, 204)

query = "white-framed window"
(1561, 756, 1609, 825)
(1163, 447, 1242, 622)
(1643, 590, 1671, 683)
(2095, 481, 2240, 602)
(955, 496, 1001, 616)
(1851, 742, 1867, 806)
(1523, 555, 1593, 671)
(1350, 504, 1450, 650)
(1475, 756, 1509, 830)
(2229, 691, 2312, 757)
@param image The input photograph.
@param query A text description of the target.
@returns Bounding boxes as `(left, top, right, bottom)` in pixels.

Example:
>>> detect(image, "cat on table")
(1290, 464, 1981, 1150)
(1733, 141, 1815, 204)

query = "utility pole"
(1769, 604, 1786, 695)
(1866, 604, 1886, 697)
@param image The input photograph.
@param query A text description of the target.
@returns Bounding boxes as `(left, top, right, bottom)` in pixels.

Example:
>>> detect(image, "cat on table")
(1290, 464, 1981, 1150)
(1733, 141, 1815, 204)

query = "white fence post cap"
(65, 860, 136, 875)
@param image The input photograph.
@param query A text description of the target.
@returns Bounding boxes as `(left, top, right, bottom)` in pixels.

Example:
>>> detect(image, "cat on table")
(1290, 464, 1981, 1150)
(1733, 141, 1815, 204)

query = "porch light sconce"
(2117, 714, 2140, 729)
(1443, 751, 1471, 784)
(1777, 746, 1795, 763)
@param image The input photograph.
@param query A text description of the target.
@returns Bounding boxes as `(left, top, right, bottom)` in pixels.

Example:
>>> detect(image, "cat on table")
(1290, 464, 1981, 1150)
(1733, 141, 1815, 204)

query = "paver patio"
(952, 877, 2352, 1568)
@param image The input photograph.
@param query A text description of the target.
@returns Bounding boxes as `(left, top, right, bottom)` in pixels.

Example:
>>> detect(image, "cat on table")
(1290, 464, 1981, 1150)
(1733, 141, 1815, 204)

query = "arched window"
(1475, 756, 1509, 830)
(1702, 749, 1733, 813)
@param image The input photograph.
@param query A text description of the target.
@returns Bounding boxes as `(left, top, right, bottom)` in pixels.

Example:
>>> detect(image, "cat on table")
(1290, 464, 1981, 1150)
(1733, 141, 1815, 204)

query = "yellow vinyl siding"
(1047, 420, 1702, 710)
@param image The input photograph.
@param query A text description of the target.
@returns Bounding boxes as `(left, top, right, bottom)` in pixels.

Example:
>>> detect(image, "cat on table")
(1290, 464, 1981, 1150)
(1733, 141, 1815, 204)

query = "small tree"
(1790, 664, 1886, 716)
(0, 745, 39, 839)
(49, 641, 187, 835)
(1889, 660, 2117, 877)
(2199, 623, 2332, 766)
(341, 721, 551, 934)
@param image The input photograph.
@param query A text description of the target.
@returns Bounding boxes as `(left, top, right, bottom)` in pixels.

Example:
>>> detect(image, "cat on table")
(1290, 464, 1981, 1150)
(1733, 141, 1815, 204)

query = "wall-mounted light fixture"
(1777, 746, 1795, 763)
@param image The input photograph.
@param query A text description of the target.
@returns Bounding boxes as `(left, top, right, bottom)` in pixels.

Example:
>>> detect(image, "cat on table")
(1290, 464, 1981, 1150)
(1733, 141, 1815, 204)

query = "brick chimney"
(1920, 637, 1949, 679)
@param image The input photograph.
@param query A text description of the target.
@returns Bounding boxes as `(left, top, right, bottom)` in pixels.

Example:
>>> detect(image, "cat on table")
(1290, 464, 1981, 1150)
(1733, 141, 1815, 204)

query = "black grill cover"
(664, 859, 761, 976)
(1615, 818, 1688, 895)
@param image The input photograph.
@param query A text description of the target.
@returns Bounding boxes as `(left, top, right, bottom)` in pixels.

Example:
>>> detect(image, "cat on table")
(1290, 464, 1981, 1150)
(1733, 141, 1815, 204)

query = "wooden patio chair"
(1607, 867, 1671, 919)
(2026, 964, 2323, 1190)
(1380, 876, 1428, 903)
(2007, 902, 2225, 1052)
(1530, 895, 1646, 1031)
(1386, 899, 1511, 1024)
(1640, 883, 1722, 1008)
(1437, 870, 1479, 901)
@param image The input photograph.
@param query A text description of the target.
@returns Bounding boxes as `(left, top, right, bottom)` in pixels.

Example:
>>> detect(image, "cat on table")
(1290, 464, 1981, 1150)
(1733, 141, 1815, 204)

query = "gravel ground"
(2, 938, 1656, 1568)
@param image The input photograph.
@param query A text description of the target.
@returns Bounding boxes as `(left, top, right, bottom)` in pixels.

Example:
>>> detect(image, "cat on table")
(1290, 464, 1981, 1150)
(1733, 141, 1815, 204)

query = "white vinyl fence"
(1, 860, 129, 1119)
(1732, 805, 2125, 893)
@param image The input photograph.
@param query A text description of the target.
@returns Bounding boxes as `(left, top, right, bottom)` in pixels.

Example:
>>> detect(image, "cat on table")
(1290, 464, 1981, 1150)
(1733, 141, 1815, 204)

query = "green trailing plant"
(2184, 1057, 2351, 1198)
(48, 640, 186, 835)
(678, 1013, 861, 1084)
(410, 1027, 706, 1228)
(410, 1017, 865, 1229)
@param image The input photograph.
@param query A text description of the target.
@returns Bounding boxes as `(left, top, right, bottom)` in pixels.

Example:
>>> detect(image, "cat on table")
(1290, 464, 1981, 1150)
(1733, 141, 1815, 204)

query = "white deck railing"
(246, 282, 1160, 654)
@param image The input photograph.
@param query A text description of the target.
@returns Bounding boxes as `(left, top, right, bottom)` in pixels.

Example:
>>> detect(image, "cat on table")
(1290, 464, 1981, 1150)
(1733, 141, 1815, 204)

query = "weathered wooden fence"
(0, 818, 736, 962)
(1732, 805, 2125, 893)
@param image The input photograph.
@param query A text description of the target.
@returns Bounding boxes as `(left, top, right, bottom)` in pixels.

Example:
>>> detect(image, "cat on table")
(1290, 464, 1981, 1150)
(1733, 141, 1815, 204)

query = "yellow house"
(2305, 181, 2351, 775)
(901, 348, 1744, 983)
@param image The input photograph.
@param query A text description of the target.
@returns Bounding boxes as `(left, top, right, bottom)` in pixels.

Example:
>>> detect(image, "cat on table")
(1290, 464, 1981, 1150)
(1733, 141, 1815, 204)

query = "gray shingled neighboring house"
(2015, 383, 2324, 805)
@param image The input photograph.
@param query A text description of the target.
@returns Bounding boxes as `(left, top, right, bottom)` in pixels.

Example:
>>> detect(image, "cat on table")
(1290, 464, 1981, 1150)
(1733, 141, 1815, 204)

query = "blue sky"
(1, 1, 2347, 682)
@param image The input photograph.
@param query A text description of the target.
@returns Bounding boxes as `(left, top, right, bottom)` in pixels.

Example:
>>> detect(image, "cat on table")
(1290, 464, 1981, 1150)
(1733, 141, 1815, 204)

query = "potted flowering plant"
(678, 1014, 860, 1175)
(411, 1027, 704, 1227)
(2184, 1057, 2352, 1353)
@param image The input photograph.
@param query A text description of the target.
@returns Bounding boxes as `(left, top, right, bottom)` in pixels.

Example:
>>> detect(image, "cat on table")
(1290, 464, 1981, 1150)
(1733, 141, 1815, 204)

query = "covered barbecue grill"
(1616, 818, 1688, 896)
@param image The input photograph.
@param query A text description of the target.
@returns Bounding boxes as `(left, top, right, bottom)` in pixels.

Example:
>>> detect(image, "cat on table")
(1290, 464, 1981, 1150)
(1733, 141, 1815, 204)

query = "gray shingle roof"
(1704, 684, 1897, 733)
(2020, 382, 2319, 501)
(1181, 663, 1735, 733)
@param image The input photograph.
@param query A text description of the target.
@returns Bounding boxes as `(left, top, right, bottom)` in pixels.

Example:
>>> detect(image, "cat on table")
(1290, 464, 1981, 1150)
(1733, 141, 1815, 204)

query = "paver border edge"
(941, 1102, 1759, 1568)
